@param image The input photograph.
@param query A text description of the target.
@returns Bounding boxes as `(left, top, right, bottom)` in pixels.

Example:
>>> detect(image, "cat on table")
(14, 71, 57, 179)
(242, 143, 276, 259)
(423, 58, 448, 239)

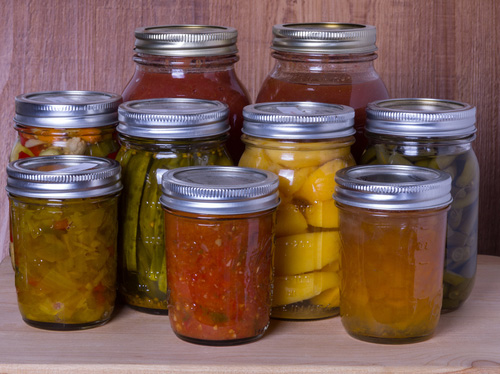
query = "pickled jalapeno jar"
(362, 98, 479, 312)
(122, 25, 251, 162)
(256, 23, 389, 162)
(239, 101, 355, 320)
(160, 166, 279, 346)
(116, 98, 233, 315)
(6, 155, 122, 330)
(10, 90, 122, 161)
(334, 165, 452, 344)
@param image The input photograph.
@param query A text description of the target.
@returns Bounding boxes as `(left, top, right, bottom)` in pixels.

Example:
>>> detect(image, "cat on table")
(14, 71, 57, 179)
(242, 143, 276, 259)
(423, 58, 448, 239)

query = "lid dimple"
(271, 23, 378, 54)
(160, 166, 280, 215)
(117, 98, 230, 139)
(242, 102, 355, 139)
(366, 98, 477, 138)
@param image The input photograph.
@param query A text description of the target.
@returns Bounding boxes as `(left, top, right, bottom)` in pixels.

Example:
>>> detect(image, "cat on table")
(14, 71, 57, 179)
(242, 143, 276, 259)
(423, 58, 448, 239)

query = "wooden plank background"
(0, 0, 498, 260)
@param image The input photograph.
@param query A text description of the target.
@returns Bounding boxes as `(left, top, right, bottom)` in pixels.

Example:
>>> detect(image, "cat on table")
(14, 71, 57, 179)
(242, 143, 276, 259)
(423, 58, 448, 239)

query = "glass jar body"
(10, 124, 120, 161)
(9, 194, 119, 330)
(361, 136, 479, 311)
(239, 135, 355, 319)
(116, 136, 233, 314)
(256, 52, 389, 162)
(164, 208, 276, 345)
(338, 204, 449, 343)
(122, 54, 251, 162)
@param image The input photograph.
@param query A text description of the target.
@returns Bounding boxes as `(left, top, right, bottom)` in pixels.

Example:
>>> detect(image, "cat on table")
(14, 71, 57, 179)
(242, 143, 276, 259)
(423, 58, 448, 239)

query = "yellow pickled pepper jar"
(239, 101, 355, 319)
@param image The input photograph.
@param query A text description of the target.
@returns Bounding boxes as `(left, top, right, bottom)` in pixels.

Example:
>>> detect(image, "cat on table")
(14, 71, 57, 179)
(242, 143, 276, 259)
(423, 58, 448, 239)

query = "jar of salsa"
(121, 25, 251, 162)
(239, 102, 355, 320)
(6, 155, 122, 330)
(334, 165, 452, 343)
(116, 98, 233, 315)
(161, 166, 279, 345)
(256, 23, 389, 162)
(10, 90, 122, 161)
(361, 98, 479, 312)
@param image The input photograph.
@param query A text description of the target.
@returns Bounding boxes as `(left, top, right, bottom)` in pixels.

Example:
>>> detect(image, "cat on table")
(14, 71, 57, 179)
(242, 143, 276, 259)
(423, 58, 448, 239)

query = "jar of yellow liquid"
(239, 101, 355, 319)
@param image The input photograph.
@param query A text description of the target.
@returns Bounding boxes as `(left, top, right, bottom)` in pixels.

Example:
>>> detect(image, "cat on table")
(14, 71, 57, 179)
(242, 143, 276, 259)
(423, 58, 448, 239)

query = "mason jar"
(362, 98, 479, 312)
(161, 166, 279, 345)
(10, 90, 122, 161)
(116, 98, 233, 315)
(6, 155, 122, 330)
(334, 165, 452, 343)
(239, 101, 355, 319)
(256, 23, 389, 162)
(121, 25, 251, 162)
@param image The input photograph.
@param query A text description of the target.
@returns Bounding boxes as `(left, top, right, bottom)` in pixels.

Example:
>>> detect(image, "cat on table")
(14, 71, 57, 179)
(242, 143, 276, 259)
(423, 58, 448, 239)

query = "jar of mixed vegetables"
(11, 90, 122, 161)
(361, 98, 479, 312)
(239, 102, 355, 319)
(7, 155, 122, 330)
(334, 165, 452, 343)
(116, 98, 233, 315)
(161, 166, 279, 345)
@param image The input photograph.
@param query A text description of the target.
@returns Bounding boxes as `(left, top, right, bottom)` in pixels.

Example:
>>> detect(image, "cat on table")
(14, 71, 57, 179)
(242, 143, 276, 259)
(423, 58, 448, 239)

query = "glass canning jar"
(6, 155, 122, 330)
(116, 98, 233, 315)
(334, 165, 452, 344)
(10, 90, 122, 161)
(239, 101, 355, 320)
(256, 23, 389, 162)
(160, 166, 279, 345)
(361, 98, 479, 312)
(121, 25, 251, 162)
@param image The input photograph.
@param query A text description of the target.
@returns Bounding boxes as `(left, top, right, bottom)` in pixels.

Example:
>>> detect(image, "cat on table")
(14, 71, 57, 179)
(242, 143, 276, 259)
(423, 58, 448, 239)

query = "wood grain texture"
(0, 0, 499, 259)
(1, 255, 500, 372)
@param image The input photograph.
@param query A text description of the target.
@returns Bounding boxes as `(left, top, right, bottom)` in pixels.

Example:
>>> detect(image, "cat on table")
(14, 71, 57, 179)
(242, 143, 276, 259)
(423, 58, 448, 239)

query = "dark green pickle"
(362, 99, 479, 311)
(116, 98, 233, 314)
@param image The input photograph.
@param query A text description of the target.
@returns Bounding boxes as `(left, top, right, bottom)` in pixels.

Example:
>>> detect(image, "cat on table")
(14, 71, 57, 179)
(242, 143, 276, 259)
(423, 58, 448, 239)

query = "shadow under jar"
(7, 156, 122, 330)
(116, 98, 233, 315)
(256, 23, 389, 162)
(160, 166, 279, 346)
(239, 101, 356, 320)
(361, 98, 479, 312)
(121, 25, 251, 162)
(334, 165, 452, 344)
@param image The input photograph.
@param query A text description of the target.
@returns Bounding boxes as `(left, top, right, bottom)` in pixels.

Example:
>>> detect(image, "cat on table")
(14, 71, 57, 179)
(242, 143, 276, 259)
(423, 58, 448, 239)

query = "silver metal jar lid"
(242, 102, 355, 139)
(6, 155, 122, 199)
(334, 165, 452, 211)
(160, 166, 280, 215)
(134, 25, 238, 56)
(271, 23, 378, 54)
(117, 98, 230, 139)
(366, 98, 477, 137)
(14, 91, 122, 129)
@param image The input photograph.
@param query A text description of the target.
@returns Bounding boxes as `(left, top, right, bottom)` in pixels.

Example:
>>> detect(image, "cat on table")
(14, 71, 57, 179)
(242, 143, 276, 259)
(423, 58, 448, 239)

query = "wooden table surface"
(1, 255, 499, 374)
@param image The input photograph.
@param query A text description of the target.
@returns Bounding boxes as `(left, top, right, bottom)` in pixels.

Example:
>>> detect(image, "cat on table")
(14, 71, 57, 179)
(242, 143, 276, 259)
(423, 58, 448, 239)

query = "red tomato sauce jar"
(334, 165, 452, 343)
(160, 166, 279, 345)
(122, 25, 251, 162)
(256, 23, 389, 162)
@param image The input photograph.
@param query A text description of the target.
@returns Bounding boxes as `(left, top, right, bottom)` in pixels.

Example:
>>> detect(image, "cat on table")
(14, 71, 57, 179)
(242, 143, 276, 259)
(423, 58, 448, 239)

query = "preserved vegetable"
(239, 102, 355, 319)
(122, 25, 251, 161)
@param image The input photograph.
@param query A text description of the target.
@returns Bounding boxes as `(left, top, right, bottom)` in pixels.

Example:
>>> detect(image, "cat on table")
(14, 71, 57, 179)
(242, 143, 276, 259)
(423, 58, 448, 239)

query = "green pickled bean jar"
(116, 98, 233, 315)
(361, 98, 479, 312)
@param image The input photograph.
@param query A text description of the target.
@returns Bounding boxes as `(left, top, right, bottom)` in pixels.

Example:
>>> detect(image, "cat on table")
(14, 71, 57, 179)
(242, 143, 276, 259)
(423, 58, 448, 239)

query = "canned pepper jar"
(161, 166, 280, 345)
(10, 90, 122, 161)
(239, 101, 355, 319)
(7, 155, 122, 330)
(116, 98, 233, 314)
(121, 25, 251, 162)
(361, 98, 479, 311)
(256, 23, 389, 162)
(334, 165, 452, 343)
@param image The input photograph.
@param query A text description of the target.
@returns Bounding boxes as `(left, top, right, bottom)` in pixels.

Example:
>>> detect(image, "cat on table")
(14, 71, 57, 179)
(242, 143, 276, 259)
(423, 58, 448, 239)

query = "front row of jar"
(7, 97, 479, 346)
